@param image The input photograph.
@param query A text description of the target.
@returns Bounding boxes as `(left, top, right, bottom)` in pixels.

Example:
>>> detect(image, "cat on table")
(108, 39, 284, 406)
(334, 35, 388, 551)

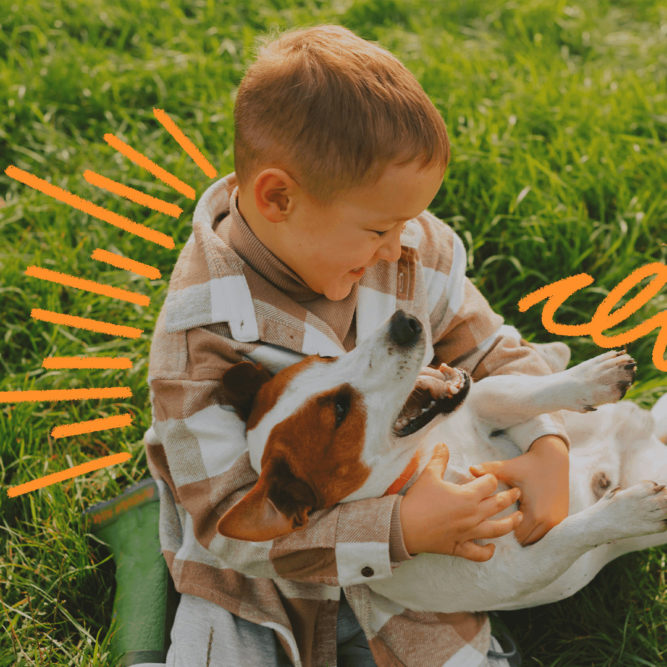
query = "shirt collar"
(227, 188, 321, 303)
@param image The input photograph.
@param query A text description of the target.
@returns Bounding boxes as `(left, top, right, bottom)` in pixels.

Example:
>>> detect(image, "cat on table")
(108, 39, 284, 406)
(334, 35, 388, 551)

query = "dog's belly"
(369, 401, 667, 614)
(418, 407, 522, 486)
(419, 403, 633, 515)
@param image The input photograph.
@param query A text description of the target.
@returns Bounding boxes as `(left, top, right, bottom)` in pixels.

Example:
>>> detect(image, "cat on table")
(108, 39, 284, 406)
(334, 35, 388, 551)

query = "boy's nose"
(376, 231, 402, 263)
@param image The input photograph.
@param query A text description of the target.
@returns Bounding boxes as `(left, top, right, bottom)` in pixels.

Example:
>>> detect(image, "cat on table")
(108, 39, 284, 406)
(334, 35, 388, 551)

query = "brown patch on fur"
(246, 355, 334, 430)
(217, 373, 370, 541)
(220, 361, 272, 421)
(261, 383, 370, 511)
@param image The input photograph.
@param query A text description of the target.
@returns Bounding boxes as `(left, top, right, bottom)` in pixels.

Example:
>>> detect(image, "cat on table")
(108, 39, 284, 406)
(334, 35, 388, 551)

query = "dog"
(217, 310, 667, 613)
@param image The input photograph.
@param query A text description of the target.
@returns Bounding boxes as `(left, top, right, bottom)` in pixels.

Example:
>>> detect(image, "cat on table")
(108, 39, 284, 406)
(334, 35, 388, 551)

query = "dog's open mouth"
(393, 367, 471, 437)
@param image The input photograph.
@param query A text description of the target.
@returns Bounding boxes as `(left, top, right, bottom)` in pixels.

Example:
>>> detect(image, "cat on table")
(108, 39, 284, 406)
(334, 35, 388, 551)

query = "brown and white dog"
(217, 310, 667, 613)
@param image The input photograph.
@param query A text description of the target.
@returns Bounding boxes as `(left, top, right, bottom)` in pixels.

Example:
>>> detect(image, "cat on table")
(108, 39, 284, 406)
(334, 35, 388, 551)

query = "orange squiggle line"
(31, 308, 143, 338)
(42, 357, 133, 369)
(4, 166, 174, 249)
(25, 266, 150, 306)
(153, 108, 218, 179)
(7, 453, 132, 497)
(0, 387, 132, 402)
(90, 249, 161, 279)
(104, 133, 196, 199)
(83, 170, 183, 218)
(51, 413, 133, 439)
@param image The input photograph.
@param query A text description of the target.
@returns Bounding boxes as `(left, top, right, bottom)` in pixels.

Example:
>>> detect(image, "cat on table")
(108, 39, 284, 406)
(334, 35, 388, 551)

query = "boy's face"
(270, 160, 444, 301)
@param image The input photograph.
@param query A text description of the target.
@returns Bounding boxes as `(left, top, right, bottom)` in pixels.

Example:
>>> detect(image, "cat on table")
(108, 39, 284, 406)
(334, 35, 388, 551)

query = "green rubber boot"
(85, 479, 179, 666)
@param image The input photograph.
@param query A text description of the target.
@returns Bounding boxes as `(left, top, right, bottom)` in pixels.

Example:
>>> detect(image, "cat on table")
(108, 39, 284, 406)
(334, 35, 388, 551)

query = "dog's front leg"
(468, 350, 635, 430)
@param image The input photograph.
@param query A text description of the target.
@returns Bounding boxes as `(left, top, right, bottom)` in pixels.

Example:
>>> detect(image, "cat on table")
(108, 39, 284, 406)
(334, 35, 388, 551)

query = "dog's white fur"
(239, 312, 667, 613)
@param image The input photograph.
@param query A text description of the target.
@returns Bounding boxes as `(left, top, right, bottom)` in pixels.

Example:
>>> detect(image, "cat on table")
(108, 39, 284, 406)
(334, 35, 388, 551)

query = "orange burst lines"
(91, 249, 161, 279)
(4, 109, 217, 495)
(31, 308, 143, 339)
(42, 357, 133, 369)
(4, 166, 174, 249)
(153, 108, 218, 179)
(51, 413, 133, 439)
(103, 133, 196, 200)
(7, 453, 132, 498)
(25, 266, 150, 306)
(83, 169, 183, 218)
(0, 387, 132, 402)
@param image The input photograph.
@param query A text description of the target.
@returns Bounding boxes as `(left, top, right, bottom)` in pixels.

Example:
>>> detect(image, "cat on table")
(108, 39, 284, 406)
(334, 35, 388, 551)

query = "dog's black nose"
(389, 310, 422, 347)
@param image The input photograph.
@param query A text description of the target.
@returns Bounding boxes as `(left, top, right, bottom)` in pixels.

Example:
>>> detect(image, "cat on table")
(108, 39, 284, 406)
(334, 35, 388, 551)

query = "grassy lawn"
(1, 0, 665, 664)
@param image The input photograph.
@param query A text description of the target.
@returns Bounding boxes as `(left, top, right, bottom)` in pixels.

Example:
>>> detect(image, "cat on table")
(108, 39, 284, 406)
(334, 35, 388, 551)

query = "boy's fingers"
(478, 487, 521, 517)
(455, 541, 496, 562)
(516, 521, 548, 546)
(465, 472, 498, 497)
(416, 373, 448, 399)
(419, 367, 448, 380)
(475, 511, 523, 539)
(470, 459, 509, 480)
(426, 442, 450, 476)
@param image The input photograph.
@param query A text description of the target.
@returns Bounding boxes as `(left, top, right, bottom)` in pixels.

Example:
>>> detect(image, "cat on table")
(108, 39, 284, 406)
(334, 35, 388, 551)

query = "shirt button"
(361, 566, 374, 578)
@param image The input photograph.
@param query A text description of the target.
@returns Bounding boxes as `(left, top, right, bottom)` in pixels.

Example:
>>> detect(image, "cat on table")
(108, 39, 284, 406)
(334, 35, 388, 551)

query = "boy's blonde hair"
(234, 24, 449, 202)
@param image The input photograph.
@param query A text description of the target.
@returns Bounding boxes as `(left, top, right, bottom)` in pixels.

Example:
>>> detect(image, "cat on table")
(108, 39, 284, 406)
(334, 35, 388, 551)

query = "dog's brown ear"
(221, 360, 272, 421)
(217, 457, 317, 541)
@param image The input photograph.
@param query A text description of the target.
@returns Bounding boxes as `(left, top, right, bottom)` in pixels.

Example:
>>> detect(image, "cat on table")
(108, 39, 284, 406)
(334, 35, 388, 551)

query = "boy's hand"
(399, 366, 452, 424)
(400, 443, 523, 561)
(470, 435, 569, 545)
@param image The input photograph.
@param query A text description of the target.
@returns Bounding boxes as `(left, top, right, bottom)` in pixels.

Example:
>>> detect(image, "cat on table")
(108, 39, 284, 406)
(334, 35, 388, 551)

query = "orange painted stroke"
(153, 108, 218, 179)
(0, 387, 132, 402)
(518, 273, 596, 336)
(91, 248, 161, 279)
(25, 266, 150, 306)
(7, 452, 132, 497)
(104, 133, 196, 200)
(4, 166, 174, 249)
(31, 308, 143, 339)
(518, 262, 667, 372)
(51, 413, 133, 439)
(42, 356, 133, 369)
(83, 169, 183, 218)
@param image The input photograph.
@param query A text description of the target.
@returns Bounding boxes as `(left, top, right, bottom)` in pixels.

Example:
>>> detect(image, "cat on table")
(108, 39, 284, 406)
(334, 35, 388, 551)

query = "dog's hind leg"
(468, 350, 636, 430)
(370, 479, 667, 613)
(494, 479, 667, 607)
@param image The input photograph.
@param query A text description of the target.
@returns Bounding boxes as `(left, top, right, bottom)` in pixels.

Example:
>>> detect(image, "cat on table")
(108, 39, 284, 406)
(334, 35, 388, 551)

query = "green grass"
(1, 0, 665, 664)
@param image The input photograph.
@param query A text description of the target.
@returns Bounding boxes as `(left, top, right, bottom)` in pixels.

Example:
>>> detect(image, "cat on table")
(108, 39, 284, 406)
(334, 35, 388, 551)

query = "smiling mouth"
(393, 368, 471, 436)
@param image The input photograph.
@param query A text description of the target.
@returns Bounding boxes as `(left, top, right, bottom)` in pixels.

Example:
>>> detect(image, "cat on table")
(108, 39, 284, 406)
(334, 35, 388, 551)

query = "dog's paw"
(567, 350, 636, 412)
(601, 480, 667, 538)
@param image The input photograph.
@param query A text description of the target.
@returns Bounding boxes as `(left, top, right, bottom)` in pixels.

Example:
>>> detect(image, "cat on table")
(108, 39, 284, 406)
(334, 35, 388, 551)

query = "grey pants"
(162, 592, 509, 666)
(164, 592, 375, 666)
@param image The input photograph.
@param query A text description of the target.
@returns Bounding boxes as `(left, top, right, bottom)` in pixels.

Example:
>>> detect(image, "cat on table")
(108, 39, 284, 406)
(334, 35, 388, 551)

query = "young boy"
(144, 24, 570, 667)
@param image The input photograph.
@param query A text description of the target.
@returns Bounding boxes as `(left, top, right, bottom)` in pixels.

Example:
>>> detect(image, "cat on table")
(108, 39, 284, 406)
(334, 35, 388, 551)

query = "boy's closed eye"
(369, 220, 409, 236)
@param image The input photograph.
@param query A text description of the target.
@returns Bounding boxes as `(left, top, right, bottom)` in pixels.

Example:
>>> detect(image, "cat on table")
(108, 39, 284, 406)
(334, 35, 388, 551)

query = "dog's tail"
(652, 393, 667, 444)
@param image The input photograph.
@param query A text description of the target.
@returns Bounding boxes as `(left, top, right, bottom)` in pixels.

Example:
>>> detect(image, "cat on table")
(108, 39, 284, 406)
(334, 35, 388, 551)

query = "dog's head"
(217, 310, 469, 541)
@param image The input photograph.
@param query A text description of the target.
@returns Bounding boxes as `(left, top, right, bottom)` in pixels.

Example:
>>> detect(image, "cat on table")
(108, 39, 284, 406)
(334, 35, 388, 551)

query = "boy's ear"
(217, 456, 317, 541)
(221, 361, 272, 421)
(253, 168, 297, 222)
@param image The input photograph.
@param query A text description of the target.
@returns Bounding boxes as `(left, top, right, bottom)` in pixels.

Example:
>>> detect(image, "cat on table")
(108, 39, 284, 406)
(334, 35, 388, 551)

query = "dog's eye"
(334, 394, 350, 427)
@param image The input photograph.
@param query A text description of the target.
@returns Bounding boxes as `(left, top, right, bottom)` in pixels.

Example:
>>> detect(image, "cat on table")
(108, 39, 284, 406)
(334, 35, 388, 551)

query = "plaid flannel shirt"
(145, 173, 566, 666)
